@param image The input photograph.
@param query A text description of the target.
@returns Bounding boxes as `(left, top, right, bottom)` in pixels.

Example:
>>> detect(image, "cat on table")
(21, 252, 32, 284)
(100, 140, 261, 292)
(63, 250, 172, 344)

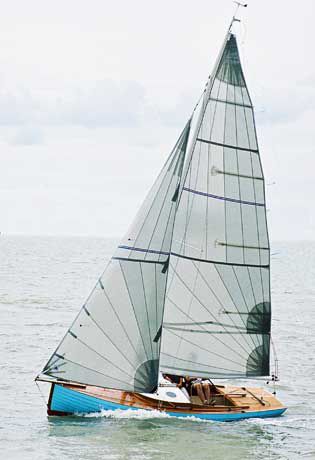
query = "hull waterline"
(47, 383, 287, 422)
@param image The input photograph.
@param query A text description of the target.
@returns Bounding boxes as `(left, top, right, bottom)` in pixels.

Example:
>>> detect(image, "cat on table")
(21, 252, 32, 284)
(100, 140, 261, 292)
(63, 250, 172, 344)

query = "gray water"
(0, 235, 314, 460)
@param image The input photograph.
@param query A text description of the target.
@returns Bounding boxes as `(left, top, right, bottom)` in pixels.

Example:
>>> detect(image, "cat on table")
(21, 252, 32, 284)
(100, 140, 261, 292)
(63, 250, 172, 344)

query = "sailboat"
(36, 12, 287, 421)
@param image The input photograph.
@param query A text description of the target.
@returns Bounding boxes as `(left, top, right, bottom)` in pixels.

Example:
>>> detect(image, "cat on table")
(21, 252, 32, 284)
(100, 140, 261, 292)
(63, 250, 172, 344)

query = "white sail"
(40, 30, 271, 393)
(159, 33, 271, 379)
(40, 122, 191, 392)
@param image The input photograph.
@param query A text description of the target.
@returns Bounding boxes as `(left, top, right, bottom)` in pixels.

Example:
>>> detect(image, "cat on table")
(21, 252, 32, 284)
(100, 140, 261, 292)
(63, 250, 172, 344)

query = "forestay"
(160, 33, 271, 379)
(40, 122, 191, 393)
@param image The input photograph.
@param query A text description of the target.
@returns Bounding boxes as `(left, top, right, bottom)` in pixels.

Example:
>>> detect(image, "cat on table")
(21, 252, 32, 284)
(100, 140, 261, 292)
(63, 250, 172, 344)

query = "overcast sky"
(1, 0, 314, 241)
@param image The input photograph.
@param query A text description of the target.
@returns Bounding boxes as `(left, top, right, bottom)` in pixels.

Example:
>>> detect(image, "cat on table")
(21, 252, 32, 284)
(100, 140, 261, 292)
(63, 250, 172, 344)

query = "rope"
(265, 337, 279, 394)
(35, 380, 48, 407)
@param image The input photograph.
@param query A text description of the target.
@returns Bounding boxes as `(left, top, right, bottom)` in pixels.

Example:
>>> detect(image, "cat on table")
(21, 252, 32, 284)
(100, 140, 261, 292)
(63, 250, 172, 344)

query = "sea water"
(0, 235, 314, 460)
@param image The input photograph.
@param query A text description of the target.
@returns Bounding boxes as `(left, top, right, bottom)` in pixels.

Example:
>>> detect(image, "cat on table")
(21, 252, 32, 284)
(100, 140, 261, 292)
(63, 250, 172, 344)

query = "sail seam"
(131, 122, 189, 256)
(139, 262, 154, 358)
(247, 266, 258, 307)
(100, 284, 144, 363)
(173, 256, 202, 366)
(190, 260, 256, 351)
(181, 126, 201, 258)
(143, 126, 189, 263)
(222, 75, 228, 264)
(83, 306, 141, 371)
(191, 258, 251, 343)
(165, 328, 245, 367)
(68, 332, 142, 382)
(213, 264, 256, 351)
(168, 269, 253, 357)
(130, 134, 181, 252)
(231, 266, 260, 350)
(141, 172, 177, 262)
(154, 263, 158, 343)
(233, 81, 246, 265)
(49, 355, 141, 388)
(161, 353, 243, 373)
(165, 294, 249, 353)
(242, 87, 268, 330)
(119, 261, 150, 362)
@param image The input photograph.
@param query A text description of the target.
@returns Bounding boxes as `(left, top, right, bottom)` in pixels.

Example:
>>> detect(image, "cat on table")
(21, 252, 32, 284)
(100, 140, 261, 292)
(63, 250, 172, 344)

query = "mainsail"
(40, 122, 191, 392)
(39, 30, 271, 393)
(160, 33, 271, 379)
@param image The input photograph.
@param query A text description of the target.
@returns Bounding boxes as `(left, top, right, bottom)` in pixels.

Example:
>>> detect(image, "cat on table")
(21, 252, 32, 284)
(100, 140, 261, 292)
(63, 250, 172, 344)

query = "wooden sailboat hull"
(47, 383, 287, 421)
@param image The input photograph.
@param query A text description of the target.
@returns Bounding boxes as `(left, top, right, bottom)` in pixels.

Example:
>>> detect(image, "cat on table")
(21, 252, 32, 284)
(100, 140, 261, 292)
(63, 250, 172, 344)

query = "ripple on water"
(0, 237, 314, 460)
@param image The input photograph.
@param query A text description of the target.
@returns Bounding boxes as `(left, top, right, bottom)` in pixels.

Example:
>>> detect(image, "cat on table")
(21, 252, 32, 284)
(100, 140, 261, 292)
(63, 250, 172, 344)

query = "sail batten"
(197, 137, 259, 153)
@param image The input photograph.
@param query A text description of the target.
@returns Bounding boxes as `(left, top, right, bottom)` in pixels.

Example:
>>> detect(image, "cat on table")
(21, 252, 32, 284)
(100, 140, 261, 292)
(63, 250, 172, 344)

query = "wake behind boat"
(36, 9, 287, 421)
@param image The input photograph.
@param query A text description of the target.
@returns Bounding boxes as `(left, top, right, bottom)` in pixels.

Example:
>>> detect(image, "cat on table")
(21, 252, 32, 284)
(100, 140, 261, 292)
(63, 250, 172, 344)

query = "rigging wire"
(35, 380, 48, 407)
(266, 336, 279, 395)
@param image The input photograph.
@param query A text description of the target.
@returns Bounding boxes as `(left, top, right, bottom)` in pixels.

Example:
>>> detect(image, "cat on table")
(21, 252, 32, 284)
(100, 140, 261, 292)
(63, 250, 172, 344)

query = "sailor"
(184, 376, 212, 405)
(162, 374, 184, 387)
(163, 374, 213, 405)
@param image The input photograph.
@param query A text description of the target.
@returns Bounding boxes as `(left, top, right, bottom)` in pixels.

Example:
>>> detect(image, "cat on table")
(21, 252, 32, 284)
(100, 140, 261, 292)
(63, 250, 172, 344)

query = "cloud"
(9, 125, 44, 146)
(0, 78, 197, 149)
(59, 80, 149, 127)
(0, 79, 152, 129)
(1, 74, 313, 138)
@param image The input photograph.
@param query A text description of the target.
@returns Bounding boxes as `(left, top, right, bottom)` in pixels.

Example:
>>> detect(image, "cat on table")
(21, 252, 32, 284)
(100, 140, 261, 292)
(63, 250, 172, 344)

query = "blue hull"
(49, 384, 287, 422)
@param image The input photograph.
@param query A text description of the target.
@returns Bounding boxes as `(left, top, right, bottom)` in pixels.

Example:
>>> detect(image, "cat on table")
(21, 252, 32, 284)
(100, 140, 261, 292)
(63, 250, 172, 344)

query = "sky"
(1, 0, 315, 241)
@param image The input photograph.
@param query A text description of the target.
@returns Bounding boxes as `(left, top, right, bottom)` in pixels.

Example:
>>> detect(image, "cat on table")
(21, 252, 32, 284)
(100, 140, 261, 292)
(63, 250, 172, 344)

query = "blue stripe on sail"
(183, 187, 265, 207)
(117, 245, 170, 256)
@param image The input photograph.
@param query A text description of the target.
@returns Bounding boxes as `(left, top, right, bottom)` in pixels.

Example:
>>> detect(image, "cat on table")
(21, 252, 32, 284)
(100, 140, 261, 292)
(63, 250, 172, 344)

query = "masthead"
(229, 1, 248, 31)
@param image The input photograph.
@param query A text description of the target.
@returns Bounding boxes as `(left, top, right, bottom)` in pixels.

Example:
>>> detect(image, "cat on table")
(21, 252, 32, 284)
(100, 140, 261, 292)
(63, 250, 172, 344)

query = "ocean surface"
(0, 235, 314, 460)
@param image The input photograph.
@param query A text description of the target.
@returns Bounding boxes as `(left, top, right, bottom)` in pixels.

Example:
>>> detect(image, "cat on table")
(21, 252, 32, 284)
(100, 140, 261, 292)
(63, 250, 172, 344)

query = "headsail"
(39, 121, 191, 392)
(159, 33, 271, 379)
